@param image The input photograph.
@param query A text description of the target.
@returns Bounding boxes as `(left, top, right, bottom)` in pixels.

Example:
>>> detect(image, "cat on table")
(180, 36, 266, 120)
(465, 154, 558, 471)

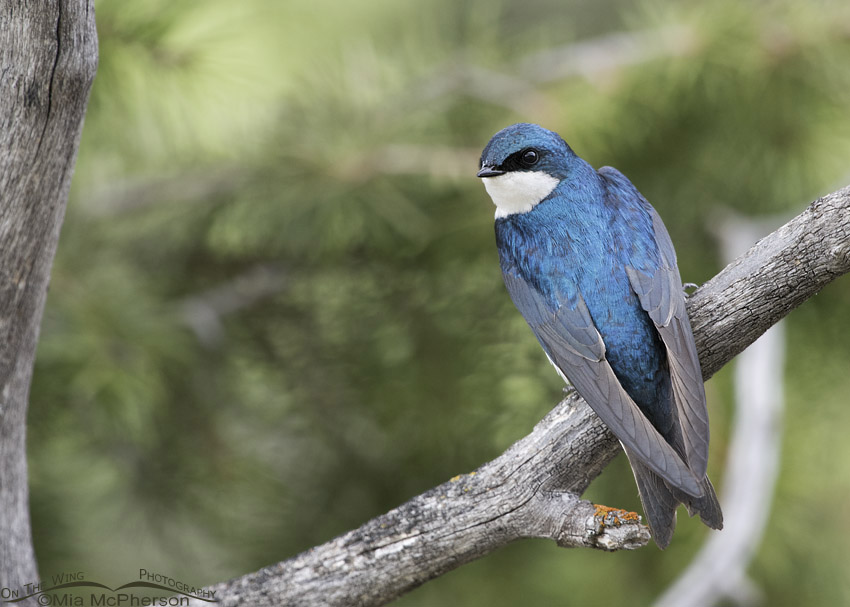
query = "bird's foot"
(682, 282, 699, 298)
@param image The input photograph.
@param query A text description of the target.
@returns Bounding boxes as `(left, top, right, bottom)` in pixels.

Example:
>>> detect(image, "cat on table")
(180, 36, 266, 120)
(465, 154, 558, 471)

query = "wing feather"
(599, 165, 710, 479)
(624, 211, 711, 479)
(502, 272, 702, 496)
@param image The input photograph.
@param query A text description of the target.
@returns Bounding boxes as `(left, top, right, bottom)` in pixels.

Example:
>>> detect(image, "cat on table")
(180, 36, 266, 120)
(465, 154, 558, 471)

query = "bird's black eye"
(520, 149, 539, 166)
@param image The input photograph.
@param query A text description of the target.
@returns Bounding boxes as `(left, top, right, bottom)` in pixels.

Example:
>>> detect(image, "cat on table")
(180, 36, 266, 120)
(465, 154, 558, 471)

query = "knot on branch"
(585, 504, 649, 551)
(829, 242, 850, 273)
(520, 491, 650, 551)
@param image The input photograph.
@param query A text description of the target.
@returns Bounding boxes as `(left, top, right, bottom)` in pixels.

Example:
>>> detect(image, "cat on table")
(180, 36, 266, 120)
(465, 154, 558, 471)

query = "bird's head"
(477, 123, 576, 219)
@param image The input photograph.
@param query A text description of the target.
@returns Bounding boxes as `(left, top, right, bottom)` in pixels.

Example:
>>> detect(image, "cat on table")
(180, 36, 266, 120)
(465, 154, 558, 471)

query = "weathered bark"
(186, 185, 850, 607)
(0, 0, 97, 594)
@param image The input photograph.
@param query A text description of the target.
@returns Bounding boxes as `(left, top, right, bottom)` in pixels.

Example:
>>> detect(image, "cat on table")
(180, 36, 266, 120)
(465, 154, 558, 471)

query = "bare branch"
(184, 186, 850, 607)
(516, 25, 697, 84)
(86, 166, 246, 216)
(689, 186, 850, 379)
(177, 264, 287, 347)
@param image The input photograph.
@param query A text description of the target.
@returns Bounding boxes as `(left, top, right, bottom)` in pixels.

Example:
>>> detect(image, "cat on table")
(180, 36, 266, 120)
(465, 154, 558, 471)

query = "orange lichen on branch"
(593, 504, 642, 527)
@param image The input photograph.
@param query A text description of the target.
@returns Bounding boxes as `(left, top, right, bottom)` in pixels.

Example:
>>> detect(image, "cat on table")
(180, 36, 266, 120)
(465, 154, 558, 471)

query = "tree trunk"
(0, 0, 97, 594)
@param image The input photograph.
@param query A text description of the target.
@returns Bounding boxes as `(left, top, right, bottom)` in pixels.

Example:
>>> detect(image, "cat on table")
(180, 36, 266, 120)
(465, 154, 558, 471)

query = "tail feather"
(672, 474, 723, 530)
(626, 450, 723, 549)
(629, 454, 678, 549)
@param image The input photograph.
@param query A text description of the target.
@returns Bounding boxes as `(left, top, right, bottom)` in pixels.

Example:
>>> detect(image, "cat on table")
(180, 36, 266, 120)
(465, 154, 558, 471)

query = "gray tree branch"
(0, 0, 97, 595)
(186, 186, 849, 607)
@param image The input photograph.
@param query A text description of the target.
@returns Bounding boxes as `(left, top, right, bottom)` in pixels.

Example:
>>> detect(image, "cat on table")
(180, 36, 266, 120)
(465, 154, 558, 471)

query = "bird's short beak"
(477, 166, 505, 178)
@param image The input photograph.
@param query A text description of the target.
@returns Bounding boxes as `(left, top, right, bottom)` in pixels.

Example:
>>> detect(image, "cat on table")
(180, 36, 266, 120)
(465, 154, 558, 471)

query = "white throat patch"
(482, 171, 559, 219)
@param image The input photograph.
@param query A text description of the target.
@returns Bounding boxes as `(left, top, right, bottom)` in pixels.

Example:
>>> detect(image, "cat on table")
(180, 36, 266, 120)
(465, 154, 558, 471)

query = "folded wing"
(502, 271, 702, 496)
(599, 165, 711, 479)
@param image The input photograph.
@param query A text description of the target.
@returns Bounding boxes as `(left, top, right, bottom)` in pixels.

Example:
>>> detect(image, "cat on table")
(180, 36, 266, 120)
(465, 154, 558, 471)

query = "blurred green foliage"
(28, 0, 850, 604)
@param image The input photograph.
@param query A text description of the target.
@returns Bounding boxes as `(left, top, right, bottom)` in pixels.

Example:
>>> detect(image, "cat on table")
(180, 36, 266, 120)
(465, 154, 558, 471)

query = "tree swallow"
(478, 123, 722, 548)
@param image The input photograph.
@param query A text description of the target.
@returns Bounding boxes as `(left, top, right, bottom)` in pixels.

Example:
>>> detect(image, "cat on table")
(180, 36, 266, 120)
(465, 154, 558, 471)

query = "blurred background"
(28, 0, 850, 605)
